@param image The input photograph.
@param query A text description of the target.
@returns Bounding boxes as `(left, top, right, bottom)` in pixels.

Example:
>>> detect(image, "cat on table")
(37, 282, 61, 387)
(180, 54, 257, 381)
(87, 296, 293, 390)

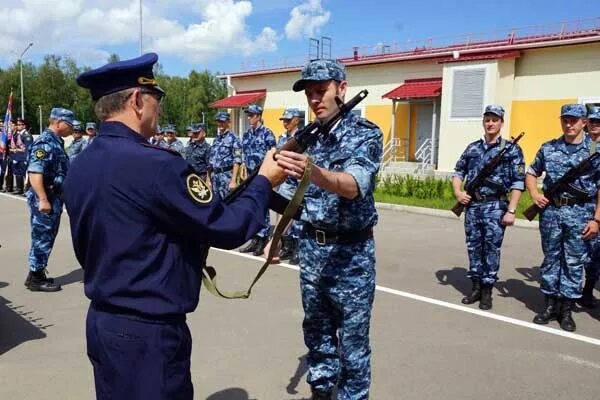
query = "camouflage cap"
(280, 107, 301, 120)
(560, 104, 587, 118)
(483, 105, 505, 119)
(215, 111, 230, 121)
(244, 104, 263, 115)
(587, 106, 600, 120)
(72, 120, 82, 132)
(50, 108, 75, 126)
(86, 122, 96, 130)
(293, 59, 346, 92)
(164, 123, 177, 133)
(191, 123, 206, 132)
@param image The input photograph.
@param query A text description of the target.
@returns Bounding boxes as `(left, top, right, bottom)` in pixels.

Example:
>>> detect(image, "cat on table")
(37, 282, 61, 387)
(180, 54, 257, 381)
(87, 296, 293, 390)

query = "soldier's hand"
(240, 164, 247, 180)
(582, 220, 599, 240)
(228, 180, 237, 192)
(276, 150, 309, 180)
(454, 191, 471, 205)
(501, 212, 516, 226)
(532, 193, 549, 208)
(38, 198, 52, 214)
(259, 149, 286, 187)
(263, 238, 281, 263)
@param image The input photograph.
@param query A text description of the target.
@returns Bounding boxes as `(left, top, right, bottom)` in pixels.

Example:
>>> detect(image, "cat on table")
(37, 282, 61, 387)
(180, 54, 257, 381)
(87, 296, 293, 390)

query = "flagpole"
(139, 0, 143, 55)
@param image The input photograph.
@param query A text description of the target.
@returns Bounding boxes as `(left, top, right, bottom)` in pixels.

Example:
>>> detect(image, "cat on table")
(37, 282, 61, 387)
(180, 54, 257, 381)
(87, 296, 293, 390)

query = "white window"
(580, 97, 600, 112)
(450, 66, 486, 119)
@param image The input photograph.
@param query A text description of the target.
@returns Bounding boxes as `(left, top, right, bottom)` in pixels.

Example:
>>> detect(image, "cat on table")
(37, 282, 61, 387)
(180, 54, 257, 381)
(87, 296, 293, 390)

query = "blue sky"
(0, 0, 596, 76)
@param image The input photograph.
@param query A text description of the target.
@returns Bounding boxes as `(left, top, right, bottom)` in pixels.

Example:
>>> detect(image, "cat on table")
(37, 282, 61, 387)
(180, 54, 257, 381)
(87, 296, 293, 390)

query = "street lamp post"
(139, 0, 143, 55)
(19, 42, 34, 119)
(38, 105, 42, 135)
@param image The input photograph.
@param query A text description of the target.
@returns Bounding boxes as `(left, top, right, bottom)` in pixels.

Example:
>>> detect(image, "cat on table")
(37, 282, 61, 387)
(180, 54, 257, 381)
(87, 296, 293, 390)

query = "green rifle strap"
(202, 158, 313, 299)
(591, 141, 597, 155)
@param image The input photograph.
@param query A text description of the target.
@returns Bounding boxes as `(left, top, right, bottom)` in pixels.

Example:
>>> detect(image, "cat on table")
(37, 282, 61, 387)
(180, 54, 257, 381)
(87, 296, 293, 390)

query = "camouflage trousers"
(211, 170, 233, 201)
(299, 236, 375, 400)
(585, 234, 600, 281)
(27, 191, 63, 272)
(464, 201, 507, 285)
(539, 203, 593, 299)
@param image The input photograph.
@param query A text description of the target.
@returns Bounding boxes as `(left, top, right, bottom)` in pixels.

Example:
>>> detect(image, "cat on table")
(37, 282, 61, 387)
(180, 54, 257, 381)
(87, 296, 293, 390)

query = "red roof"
(209, 89, 266, 108)
(437, 50, 521, 63)
(382, 78, 442, 100)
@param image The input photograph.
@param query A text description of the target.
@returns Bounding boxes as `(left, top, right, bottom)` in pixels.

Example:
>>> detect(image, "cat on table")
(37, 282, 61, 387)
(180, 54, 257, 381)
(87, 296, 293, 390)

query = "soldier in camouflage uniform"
(150, 125, 167, 147)
(208, 112, 241, 200)
(82, 122, 97, 150)
(580, 105, 600, 308)
(526, 104, 600, 332)
(67, 120, 86, 160)
(184, 123, 211, 182)
(164, 124, 184, 155)
(276, 59, 382, 400)
(452, 105, 525, 310)
(238, 104, 276, 256)
(25, 108, 74, 292)
(8, 118, 33, 195)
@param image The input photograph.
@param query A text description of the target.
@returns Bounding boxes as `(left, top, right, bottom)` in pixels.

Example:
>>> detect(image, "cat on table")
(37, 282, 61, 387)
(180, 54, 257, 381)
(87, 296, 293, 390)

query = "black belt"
(212, 165, 233, 174)
(91, 302, 186, 324)
(472, 193, 507, 203)
(303, 224, 373, 245)
(550, 194, 591, 207)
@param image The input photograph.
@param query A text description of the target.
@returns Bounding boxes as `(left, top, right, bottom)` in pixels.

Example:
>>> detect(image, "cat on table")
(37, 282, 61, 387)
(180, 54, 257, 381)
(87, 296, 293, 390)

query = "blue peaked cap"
(280, 108, 301, 120)
(244, 104, 263, 114)
(293, 59, 346, 92)
(215, 111, 230, 121)
(50, 108, 75, 126)
(561, 104, 587, 118)
(483, 105, 505, 119)
(587, 106, 600, 120)
(77, 53, 165, 101)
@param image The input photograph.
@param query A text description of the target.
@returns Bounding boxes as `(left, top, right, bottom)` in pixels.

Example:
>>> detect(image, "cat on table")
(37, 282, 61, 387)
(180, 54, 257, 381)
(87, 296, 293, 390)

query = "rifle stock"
(451, 202, 465, 217)
(522, 204, 540, 221)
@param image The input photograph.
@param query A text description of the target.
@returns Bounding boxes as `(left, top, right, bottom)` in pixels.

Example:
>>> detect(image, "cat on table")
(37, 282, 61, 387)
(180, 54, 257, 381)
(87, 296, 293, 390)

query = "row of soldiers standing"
(0, 118, 33, 195)
(453, 103, 600, 333)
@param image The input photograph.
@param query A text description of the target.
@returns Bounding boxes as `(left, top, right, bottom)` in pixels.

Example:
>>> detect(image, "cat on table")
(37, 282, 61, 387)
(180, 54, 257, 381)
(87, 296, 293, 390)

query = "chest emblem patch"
(186, 174, 212, 204)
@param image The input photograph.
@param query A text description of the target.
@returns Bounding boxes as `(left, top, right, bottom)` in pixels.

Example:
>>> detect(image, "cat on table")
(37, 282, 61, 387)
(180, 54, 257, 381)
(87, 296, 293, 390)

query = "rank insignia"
(517, 164, 525, 175)
(186, 173, 212, 204)
(35, 149, 46, 159)
(367, 142, 379, 162)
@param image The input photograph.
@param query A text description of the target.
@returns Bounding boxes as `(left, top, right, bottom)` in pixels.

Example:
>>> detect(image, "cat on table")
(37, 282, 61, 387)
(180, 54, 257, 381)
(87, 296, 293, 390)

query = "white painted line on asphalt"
(213, 248, 600, 347)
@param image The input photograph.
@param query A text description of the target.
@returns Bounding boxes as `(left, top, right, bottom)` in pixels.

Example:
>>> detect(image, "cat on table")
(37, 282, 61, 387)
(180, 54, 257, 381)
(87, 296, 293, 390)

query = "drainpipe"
(430, 99, 437, 166)
(390, 99, 396, 160)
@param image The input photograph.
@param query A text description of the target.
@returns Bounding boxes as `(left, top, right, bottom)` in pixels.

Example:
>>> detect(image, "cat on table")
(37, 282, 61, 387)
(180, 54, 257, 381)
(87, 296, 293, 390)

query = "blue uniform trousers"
(299, 237, 375, 400)
(464, 201, 507, 284)
(211, 170, 233, 201)
(585, 237, 600, 281)
(539, 204, 593, 299)
(86, 305, 193, 400)
(27, 191, 63, 271)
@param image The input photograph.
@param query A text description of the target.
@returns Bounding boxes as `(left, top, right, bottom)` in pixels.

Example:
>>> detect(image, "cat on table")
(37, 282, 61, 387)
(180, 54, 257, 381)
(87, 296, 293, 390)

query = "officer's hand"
(454, 191, 471, 205)
(532, 193, 550, 209)
(276, 150, 309, 180)
(501, 212, 516, 226)
(38, 198, 52, 214)
(582, 220, 599, 240)
(259, 149, 286, 187)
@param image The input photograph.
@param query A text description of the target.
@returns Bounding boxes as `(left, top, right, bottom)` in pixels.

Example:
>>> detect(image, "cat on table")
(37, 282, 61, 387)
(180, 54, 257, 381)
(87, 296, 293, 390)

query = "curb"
(375, 202, 539, 230)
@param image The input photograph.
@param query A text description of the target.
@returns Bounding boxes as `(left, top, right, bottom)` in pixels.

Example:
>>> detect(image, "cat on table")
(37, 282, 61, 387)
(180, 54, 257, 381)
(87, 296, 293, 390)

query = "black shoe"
(27, 270, 61, 292)
(533, 295, 558, 324)
(311, 390, 332, 400)
(479, 284, 493, 310)
(24, 270, 55, 287)
(558, 299, 576, 332)
(579, 278, 598, 309)
(289, 248, 299, 265)
(252, 237, 269, 257)
(279, 237, 294, 260)
(239, 237, 258, 253)
(461, 279, 481, 304)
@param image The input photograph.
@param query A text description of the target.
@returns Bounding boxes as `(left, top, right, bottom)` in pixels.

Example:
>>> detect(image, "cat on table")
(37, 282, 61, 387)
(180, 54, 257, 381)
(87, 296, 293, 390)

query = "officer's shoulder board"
(141, 143, 182, 157)
(356, 118, 378, 130)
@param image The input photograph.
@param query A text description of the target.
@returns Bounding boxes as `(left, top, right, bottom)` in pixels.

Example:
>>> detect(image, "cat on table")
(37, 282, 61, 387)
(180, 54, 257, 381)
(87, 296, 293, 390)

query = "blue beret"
(293, 59, 346, 92)
(164, 124, 176, 133)
(72, 120, 82, 131)
(50, 108, 75, 126)
(244, 104, 263, 114)
(587, 106, 600, 120)
(76, 53, 165, 101)
(483, 105, 505, 119)
(561, 104, 587, 118)
(280, 108, 301, 120)
(215, 112, 230, 121)
(86, 122, 96, 130)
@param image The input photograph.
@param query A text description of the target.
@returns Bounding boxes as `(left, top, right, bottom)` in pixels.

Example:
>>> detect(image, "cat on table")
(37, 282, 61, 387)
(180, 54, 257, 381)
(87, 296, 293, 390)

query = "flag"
(0, 90, 13, 152)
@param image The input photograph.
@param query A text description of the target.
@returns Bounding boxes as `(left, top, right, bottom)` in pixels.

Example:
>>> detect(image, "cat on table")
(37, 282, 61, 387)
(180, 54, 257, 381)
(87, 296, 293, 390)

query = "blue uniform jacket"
(209, 130, 242, 170)
(27, 128, 70, 194)
(63, 121, 273, 317)
(241, 123, 276, 172)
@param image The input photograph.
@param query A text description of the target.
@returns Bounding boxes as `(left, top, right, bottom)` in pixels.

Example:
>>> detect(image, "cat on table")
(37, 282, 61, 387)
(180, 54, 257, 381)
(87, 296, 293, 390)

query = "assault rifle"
(522, 151, 600, 221)
(451, 132, 525, 217)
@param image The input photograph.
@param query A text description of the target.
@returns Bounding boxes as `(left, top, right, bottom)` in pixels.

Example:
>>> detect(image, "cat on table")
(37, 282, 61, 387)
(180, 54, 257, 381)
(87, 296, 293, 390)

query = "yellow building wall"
(262, 108, 286, 137)
(365, 105, 392, 144)
(509, 98, 577, 163)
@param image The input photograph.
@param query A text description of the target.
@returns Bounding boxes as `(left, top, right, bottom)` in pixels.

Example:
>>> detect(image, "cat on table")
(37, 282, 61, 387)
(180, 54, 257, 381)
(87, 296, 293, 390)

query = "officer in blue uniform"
(9, 118, 33, 195)
(184, 123, 211, 182)
(208, 111, 242, 200)
(67, 120, 86, 160)
(239, 104, 276, 256)
(526, 104, 600, 332)
(64, 53, 285, 400)
(276, 59, 383, 400)
(25, 108, 74, 292)
(164, 123, 184, 154)
(580, 105, 600, 308)
(83, 122, 97, 150)
(452, 105, 525, 310)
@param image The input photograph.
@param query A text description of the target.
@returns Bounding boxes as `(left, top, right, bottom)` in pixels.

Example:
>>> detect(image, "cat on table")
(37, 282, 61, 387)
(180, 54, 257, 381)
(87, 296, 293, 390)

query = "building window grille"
(450, 67, 486, 119)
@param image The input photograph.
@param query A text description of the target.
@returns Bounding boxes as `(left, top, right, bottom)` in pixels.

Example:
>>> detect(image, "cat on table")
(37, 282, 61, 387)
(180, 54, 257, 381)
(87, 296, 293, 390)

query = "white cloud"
(284, 0, 330, 40)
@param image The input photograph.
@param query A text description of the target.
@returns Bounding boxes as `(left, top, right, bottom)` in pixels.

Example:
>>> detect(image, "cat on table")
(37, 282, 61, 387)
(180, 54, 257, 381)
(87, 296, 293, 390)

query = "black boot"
(479, 284, 493, 310)
(26, 269, 61, 292)
(533, 295, 558, 324)
(289, 243, 299, 265)
(461, 279, 481, 304)
(279, 236, 294, 260)
(558, 299, 576, 332)
(13, 176, 24, 195)
(239, 237, 258, 253)
(252, 236, 269, 257)
(579, 278, 598, 309)
(311, 390, 332, 400)
(24, 270, 55, 287)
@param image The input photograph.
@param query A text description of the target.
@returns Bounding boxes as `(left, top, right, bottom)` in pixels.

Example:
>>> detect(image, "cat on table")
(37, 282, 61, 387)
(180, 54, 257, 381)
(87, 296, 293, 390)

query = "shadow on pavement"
(55, 268, 84, 286)
(435, 266, 471, 297)
(286, 353, 308, 395)
(0, 294, 48, 356)
(495, 276, 543, 313)
(206, 388, 256, 400)
(515, 266, 541, 284)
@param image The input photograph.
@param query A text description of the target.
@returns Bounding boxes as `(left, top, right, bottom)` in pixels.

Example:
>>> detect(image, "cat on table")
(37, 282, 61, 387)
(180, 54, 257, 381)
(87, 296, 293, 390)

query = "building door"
(415, 103, 433, 161)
